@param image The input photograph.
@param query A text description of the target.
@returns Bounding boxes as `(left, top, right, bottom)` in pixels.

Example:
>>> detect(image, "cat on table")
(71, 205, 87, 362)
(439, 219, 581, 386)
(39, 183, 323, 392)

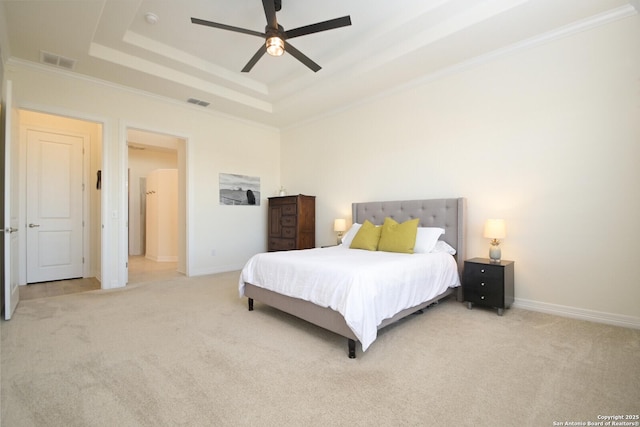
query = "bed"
(239, 198, 466, 358)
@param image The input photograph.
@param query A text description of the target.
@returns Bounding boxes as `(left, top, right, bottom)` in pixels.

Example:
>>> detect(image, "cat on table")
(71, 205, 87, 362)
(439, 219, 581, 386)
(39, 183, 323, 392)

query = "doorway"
(18, 110, 101, 286)
(126, 128, 187, 284)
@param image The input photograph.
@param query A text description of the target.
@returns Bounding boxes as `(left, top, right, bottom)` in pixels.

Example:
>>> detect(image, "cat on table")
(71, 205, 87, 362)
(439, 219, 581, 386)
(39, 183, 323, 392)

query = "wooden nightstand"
(463, 258, 514, 316)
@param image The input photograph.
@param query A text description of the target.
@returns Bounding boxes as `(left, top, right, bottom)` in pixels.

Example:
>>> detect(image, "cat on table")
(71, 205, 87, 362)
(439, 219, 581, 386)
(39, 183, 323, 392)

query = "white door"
(3, 80, 20, 320)
(26, 130, 84, 283)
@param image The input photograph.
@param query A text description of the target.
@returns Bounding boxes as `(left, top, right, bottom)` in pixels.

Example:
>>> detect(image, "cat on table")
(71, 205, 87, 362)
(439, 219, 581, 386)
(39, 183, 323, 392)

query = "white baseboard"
(189, 264, 245, 277)
(513, 298, 640, 330)
(145, 255, 178, 262)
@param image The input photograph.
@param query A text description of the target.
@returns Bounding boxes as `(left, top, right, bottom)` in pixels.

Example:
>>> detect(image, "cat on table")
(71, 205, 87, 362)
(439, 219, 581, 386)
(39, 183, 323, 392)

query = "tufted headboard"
(352, 198, 467, 276)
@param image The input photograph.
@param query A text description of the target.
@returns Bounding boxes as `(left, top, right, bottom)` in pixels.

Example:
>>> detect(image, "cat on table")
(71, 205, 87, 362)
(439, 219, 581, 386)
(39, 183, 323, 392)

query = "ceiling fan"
(191, 0, 351, 73)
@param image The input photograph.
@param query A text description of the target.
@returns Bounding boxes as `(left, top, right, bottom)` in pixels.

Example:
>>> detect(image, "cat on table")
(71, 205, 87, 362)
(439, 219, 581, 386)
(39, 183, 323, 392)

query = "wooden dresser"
(267, 195, 315, 251)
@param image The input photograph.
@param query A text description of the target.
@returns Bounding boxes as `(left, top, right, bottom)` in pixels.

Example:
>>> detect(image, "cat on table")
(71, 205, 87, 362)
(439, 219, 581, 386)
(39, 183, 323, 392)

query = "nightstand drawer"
(465, 278, 502, 292)
(464, 288, 502, 307)
(464, 263, 503, 280)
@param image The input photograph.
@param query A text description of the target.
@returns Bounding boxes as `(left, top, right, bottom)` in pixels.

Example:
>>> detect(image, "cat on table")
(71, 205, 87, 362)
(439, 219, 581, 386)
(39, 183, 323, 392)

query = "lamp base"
(489, 245, 501, 263)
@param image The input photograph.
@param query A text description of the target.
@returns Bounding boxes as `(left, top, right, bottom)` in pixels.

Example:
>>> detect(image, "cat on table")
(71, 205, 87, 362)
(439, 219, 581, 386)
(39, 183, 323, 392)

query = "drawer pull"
(481, 282, 485, 287)
(481, 269, 485, 273)
(481, 296, 485, 300)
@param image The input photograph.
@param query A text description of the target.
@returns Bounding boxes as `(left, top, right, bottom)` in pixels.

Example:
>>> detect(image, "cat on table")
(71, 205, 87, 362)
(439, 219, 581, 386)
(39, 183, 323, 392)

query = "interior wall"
(128, 147, 178, 256)
(280, 16, 640, 321)
(6, 62, 280, 285)
(145, 168, 178, 262)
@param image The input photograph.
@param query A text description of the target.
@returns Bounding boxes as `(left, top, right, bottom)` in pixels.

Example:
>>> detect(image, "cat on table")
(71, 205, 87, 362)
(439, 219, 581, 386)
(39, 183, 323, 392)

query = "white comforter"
(239, 246, 460, 351)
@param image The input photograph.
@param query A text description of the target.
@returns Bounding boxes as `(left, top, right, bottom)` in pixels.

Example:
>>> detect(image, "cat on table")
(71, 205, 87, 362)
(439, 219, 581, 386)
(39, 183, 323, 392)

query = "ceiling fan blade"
(262, 0, 278, 29)
(285, 16, 352, 39)
(241, 45, 268, 72)
(284, 41, 321, 72)
(191, 17, 265, 38)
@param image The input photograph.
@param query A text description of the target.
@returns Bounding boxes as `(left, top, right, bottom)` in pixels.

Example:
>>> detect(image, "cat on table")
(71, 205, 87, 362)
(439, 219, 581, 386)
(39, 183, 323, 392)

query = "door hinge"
(82, 257, 85, 264)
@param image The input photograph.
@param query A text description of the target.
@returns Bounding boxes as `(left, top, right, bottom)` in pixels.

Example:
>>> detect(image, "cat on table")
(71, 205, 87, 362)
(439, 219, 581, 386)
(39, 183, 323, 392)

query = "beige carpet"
(1, 271, 639, 427)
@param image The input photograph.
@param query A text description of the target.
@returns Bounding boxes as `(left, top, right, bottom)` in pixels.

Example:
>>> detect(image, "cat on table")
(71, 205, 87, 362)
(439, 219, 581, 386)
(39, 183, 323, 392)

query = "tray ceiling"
(0, 0, 636, 127)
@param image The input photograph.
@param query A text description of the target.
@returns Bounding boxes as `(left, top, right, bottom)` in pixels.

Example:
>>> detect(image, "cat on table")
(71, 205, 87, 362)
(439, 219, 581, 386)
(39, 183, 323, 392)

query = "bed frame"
(244, 197, 466, 358)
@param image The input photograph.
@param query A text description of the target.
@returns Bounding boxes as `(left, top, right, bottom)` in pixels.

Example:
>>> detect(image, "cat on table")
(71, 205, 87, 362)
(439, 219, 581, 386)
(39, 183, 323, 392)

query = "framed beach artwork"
(219, 173, 261, 206)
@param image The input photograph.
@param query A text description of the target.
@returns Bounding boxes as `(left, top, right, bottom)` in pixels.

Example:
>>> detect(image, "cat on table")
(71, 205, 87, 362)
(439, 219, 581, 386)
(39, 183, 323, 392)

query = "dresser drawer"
(268, 238, 296, 251)
(281, 215, 297, 227)
(281, 204, 297, 215)
(281, 227, 296, 239)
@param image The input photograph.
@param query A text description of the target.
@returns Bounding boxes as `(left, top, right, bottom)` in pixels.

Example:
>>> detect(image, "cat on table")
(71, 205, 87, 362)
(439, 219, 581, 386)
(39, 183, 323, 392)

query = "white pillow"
(430, 240, 456, 255)
(340, 223, 361, 247)
(413, 227, 445, 253)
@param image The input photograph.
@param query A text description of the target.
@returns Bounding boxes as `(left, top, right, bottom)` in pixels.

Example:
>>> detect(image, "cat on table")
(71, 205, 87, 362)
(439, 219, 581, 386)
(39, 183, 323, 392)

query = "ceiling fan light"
(266, 36, 285, 57)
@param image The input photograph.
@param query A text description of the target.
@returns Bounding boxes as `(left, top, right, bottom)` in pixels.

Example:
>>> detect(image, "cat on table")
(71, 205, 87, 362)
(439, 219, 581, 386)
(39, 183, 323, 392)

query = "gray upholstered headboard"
(352, 198, 466, 276)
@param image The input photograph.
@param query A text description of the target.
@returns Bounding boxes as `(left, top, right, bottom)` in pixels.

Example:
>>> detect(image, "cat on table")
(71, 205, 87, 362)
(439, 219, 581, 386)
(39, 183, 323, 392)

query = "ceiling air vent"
(40, 51, 77, 70)
(187, 98, 210, 107)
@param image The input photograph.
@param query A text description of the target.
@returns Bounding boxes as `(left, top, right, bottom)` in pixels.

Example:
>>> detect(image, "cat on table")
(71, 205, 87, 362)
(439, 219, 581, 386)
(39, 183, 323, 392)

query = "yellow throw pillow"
(349, 220, 382, 251)
(378, 217, 420, 254)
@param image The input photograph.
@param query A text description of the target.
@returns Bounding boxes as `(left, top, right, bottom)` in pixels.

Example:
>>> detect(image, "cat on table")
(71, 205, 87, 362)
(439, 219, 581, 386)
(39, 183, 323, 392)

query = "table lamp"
(483, 219, 506, 263)
(334, 218, 347, 245)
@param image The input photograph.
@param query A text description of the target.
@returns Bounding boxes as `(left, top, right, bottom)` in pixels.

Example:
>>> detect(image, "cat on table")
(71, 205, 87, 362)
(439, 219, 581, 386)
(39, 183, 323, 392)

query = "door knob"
(5, 227, 18, 233)
(28, 223, 40, 228)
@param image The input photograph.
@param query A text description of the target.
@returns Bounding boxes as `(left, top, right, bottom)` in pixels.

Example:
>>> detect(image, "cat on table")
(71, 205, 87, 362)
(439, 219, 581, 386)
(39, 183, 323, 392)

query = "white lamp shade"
(483, 219, 506, 239)
(333, 218, 347, 232)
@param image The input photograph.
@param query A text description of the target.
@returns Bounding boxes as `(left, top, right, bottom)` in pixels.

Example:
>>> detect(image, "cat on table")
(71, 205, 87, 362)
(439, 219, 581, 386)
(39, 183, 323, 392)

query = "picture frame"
(219, 173, 261, 206)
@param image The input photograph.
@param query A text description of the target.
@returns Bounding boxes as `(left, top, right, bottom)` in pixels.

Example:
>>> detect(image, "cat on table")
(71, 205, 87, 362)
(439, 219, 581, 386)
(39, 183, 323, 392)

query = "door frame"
(120, 121, 190, 284)
(12, 103, 113, 288)
(3, 80, 20, 319)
